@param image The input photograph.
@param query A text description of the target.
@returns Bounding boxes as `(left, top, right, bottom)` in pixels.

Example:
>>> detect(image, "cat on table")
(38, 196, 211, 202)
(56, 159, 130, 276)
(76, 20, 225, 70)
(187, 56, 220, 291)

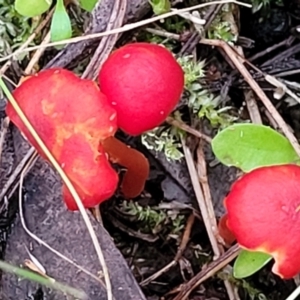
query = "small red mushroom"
(225, 164, 300, 279)
(102, 136, 150, 198)
(98, 42, 184, 135)
(6, 68, 119, 210)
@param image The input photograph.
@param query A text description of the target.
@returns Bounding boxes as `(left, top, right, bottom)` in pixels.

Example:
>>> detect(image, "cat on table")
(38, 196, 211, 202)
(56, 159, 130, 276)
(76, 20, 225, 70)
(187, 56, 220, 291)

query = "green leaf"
(79, 0, 98, 12)
(234, 250, 272, 278)
(15, 0, 52, 17)
(149, 0, 171, 15)
(50, 0, 72, 43)
(212, 123, 300, 172)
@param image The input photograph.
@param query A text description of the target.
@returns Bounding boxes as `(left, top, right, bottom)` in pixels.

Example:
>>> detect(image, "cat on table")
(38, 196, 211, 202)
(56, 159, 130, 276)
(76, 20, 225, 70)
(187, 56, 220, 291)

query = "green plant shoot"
(79, 0, 98, 12)
(50, 0, 72, 43)
(149, 0, 171, 15)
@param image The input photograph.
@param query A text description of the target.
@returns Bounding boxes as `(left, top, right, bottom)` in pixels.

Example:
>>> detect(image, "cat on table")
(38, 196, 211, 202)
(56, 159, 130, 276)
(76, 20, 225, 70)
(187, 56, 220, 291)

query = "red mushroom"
(6, 68, 119, 210)
(225, 164, 300, 279)
(101, 136, 150, 198)
(98, 42, 184, 135)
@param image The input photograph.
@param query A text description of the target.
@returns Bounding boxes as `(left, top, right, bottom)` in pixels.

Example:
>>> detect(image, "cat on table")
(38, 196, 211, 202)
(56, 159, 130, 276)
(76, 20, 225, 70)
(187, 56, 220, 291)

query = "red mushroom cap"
(61, 135, 118, 210)
(6, 68, 118, 210)
(98, 42, 184, 135)
(225, 164, 300, 279)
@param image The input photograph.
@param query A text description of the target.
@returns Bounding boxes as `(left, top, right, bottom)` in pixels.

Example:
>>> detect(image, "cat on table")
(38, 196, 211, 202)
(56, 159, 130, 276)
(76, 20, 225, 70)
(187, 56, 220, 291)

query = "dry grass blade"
(172, 244, 240, 300)
(200, 38, 300, 156)
(0, 0, 251, 63)
(166, 116, 212, 143)
(286, 285, 300, 300)
(0, 260, 88, 299)
(139, 214, 195, 286)
(181, 137, 220, 257)
(0, 80, 113, 299)
(18, 153, 104, 285)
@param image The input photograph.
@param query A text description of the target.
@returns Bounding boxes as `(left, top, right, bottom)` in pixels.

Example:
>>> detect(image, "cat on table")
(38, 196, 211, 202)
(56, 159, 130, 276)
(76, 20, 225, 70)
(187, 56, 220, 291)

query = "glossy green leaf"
(212, 124, 300, 172)
(15, 0, 52, 17)
(50, 0, 72, 43)
(79, 0, 98, 12)
(234, 250, 272, 278)
(149, 0, 171, 15)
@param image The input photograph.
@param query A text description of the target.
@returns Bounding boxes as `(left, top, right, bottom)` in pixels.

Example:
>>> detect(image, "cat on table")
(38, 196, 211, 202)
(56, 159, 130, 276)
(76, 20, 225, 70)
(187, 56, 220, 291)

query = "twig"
(82, 0, 127, 80)
(166, 116, 212, 143)
(248, 37, 294, 63)
(145, 28, 181, 40)
(200, 38, 300, 157)
(285, 285, 300, 300)
(234, 45, 262, 125)
(196, 141, 238, 300)
(0, 117, 9, 161)
(181, 138, 220, 257)
(140, 214, 195, 286)
(18, 153, 104, 286)
(24, 32, 51, 74)
(0, 1, 251, 63)
(171, 244, 240, 300)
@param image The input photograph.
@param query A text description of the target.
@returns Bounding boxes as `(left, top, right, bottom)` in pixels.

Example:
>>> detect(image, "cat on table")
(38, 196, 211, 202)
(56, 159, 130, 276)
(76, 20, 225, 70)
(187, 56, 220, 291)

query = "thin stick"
(200, 38, 300, 156)
(166, 116, 212, 143)
(285, 285, 300, 300)
(139, 214, 195, 286)
(18, 153, 104, 285)
(172, 244, 240, 300)
(0, 79, 113, 300)
(181, 138, 220, 257)
(24, 32, 51, 74)
(0, 1, 251, 63)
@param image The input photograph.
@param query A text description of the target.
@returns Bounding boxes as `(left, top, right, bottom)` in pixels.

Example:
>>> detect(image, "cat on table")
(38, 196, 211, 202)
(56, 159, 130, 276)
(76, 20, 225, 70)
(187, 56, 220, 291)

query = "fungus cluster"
(223, 164, 300, 279)
(6, 43, 184, 210)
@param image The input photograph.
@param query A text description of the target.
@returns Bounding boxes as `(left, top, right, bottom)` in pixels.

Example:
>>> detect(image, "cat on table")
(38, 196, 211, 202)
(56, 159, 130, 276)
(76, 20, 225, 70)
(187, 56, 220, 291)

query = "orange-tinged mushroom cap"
(225, 164, 300, 279)
(98, 43, 184, 136)
(6, 68, 118, 209)
(60, 134, 118, 210)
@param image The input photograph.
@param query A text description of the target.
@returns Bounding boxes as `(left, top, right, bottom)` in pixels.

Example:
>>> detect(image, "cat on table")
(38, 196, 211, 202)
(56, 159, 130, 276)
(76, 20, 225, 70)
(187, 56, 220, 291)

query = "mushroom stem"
(218, 214, 236, 246)
(102, 136, 150, 198)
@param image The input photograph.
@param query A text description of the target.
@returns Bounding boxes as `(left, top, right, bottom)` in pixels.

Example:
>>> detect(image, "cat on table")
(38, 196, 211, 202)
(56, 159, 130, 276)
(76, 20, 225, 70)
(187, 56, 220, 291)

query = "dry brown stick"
(82, 0, 127, 79)
(0, 117, 9, 161)
(200, 38, 300, 156)
(196, 145, 219, 241)
(171, 244, 240, 300)
(196, 143, 238, 300)
(139, 213, 195, 286)
(24, 32, 51, 74)
(175, 213, 195, 261)
(234, 45, 262, 124)
(181, 138, 221, 257)
(0, 1, 251, 62)
(166, 116, 212, 143)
